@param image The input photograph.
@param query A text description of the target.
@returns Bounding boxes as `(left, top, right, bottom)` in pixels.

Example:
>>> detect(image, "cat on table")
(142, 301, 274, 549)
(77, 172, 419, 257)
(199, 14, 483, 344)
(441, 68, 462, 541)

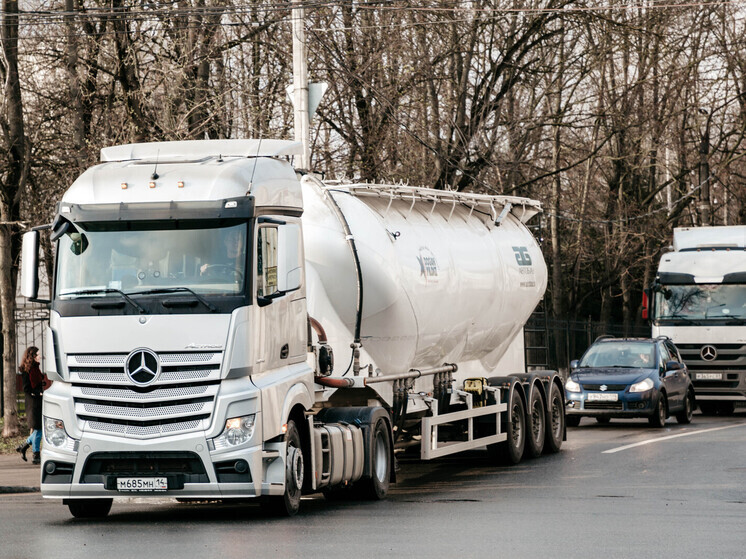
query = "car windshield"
(578, 342, 655, 368)
(56, 220, 248, 297)
(654, 284, 746, 321)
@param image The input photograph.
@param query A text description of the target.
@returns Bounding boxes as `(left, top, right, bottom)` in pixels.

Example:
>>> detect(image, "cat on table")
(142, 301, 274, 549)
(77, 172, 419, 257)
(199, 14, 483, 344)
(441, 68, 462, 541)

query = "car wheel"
(676, 390, 694, 424)
(649, 394, 667, 428)
(566, 415, 581, 427)
(596, 417, 611, 425)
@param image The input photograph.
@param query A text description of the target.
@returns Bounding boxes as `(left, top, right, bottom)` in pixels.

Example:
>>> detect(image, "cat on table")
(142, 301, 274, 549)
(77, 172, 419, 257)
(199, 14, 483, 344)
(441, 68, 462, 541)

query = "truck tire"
(67, 498, 113, 519)
(524, 386, 546, 458)
(649, 394, 667, 428)
(544, 381, 565, 454)
(262, 419, 304, 516)
(676, 389, 694, 424)
(354, 416, 392, 500)
(488, 381, 525, 465)
(699, 402, 717, 416)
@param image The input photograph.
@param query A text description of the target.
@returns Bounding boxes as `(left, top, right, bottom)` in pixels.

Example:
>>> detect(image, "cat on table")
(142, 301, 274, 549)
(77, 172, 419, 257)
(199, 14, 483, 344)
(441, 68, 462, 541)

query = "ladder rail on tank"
(321, 182, 542, 224)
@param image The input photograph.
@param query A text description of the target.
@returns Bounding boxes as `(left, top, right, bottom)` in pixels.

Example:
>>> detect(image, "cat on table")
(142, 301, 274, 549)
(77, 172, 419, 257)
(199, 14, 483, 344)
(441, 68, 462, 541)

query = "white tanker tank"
(300, 175, 548, 398)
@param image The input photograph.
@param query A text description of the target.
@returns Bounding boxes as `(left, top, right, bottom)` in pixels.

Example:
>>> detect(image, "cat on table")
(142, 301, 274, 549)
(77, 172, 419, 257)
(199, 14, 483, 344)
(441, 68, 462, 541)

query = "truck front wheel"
(263, 419, 304, 516)
(67, 498, 113, 519)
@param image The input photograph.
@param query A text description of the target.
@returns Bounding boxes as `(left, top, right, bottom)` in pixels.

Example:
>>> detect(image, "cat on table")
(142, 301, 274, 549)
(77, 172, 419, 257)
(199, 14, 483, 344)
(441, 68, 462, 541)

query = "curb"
(0, 486, 40, 494)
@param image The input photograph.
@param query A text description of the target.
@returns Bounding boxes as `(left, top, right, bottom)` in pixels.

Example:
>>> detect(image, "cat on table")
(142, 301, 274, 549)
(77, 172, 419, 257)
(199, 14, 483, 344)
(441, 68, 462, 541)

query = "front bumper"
(40, 431, 280, 500)
(565, 391, 657, 419)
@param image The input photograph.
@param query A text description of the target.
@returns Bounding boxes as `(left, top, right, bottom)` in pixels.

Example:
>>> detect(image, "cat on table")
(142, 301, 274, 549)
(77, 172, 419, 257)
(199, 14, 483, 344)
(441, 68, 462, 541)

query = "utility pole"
(292, 0, 310, 169)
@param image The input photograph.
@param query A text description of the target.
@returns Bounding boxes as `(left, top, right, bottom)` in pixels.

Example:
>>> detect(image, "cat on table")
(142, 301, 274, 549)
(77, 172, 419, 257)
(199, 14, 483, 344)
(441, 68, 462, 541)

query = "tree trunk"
(1, 0, 25, 437)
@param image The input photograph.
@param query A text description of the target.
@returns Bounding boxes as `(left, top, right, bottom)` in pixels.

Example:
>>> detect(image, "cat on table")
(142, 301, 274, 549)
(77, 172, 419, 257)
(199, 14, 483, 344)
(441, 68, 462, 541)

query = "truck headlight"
(214, 414, 256, 449)
(43, 416, 75, 449)
(629, 378, 654, 393)
(565, 378, 581, 393)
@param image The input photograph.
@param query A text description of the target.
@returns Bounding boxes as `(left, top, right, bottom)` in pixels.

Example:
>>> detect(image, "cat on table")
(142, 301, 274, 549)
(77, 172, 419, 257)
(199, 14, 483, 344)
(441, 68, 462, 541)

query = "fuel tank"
(301, 175, 547, 378)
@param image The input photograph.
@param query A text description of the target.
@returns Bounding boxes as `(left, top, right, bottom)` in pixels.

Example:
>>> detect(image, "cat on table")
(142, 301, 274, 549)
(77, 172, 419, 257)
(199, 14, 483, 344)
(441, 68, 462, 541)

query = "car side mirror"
(665, 360, 682, 372)
(570, 360, 579, 370)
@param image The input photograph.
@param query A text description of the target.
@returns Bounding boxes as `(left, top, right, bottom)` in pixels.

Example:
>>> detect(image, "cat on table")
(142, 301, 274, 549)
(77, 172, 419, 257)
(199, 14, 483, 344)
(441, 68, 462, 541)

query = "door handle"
(280, 344, 289, 359)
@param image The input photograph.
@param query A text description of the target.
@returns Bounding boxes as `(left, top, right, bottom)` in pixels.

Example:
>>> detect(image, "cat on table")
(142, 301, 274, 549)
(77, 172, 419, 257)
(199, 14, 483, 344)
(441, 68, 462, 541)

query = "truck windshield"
(654, 284, 746, 322)
(56, 221, 248, 298)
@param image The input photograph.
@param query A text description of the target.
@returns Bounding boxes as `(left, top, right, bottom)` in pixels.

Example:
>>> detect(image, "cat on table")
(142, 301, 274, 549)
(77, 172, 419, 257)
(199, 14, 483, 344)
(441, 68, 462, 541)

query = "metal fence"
(0, 301, 49, 416)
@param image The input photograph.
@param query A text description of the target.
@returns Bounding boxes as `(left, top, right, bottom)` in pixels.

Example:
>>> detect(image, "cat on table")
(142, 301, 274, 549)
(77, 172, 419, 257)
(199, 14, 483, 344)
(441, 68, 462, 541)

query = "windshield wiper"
(64, 288, 146, 313)
(130, 287, 217, 313)
(658, 314, 699, 324)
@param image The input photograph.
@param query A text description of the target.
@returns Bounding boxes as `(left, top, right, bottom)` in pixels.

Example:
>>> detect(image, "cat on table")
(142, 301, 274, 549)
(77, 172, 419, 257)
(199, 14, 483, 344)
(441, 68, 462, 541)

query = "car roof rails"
(594, 334, 615, 343)
(655, 335, 672, 342)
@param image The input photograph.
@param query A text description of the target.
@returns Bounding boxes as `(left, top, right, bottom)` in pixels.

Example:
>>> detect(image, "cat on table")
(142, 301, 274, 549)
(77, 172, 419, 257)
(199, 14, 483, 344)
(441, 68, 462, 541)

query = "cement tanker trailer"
(20, 139, 564, 518)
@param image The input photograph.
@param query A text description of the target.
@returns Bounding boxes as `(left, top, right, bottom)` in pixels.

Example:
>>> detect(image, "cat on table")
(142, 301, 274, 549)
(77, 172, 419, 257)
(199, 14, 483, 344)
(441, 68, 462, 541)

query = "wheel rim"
(532, 399, 544, 443)
(373, 430, 388, 483)
(511, 403, 524, 447)
(287, 444, 303, 496)
(550, 396, 562, 439)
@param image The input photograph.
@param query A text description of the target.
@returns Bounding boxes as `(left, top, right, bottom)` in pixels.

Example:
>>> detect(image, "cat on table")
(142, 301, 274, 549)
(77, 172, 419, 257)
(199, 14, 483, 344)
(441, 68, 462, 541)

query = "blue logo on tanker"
(417, 247, 439, 282)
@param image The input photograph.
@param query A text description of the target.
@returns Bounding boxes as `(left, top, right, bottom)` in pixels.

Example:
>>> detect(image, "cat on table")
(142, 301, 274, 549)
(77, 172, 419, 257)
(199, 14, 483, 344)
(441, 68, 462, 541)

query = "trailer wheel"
(355, 416, 391, 500)
(544, 381, 565, 453)
(490, 384, 525, 465)
(525, 387, 546, 458)
(67, 498, 113, 519)
(262, 419, 304, 516)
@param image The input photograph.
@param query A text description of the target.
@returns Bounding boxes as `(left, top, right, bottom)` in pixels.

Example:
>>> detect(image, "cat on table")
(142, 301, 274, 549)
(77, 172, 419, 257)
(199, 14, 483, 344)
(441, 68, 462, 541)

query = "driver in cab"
(200, 228, 245, 278)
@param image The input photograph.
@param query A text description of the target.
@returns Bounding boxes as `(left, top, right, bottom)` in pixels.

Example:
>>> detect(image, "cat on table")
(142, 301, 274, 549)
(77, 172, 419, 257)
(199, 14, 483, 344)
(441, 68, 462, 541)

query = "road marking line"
(602, 422, 746, 454)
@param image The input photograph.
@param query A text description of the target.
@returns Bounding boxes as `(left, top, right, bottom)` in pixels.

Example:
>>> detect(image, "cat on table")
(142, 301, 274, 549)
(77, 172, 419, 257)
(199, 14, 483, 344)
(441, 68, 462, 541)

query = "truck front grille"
(676, 344, 746, 372)
(67, 352, 221, 439)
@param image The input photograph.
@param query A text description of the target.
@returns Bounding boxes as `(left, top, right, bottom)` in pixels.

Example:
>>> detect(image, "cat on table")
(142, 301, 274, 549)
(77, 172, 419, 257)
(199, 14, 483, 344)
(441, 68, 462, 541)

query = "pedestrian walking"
(16, 346, 47, 465)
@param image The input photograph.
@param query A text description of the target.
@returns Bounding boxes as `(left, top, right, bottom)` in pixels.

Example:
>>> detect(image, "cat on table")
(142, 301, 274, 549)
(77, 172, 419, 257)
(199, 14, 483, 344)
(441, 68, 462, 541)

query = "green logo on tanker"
(512, 246, 532, 266)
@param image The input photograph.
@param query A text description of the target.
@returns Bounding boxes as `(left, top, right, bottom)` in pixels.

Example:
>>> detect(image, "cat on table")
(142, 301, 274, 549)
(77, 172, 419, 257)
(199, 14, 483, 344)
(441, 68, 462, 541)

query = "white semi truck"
(649, 226, 746, 414)
(20, 139, 565, 518)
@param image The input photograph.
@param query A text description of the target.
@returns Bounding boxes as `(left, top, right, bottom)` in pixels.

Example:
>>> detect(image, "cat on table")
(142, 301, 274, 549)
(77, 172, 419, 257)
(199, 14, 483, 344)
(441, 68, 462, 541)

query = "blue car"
(565, 337, 695, 427)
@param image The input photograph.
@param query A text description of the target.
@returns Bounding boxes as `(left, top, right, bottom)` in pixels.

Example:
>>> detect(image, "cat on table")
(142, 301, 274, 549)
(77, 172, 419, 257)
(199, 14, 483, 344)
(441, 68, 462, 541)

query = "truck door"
(253, 219, 306, 374)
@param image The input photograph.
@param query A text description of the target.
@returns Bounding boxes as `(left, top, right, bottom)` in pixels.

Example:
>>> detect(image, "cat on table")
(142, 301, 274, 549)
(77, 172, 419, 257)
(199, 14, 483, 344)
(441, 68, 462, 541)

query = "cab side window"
(256, 226, 279, 298)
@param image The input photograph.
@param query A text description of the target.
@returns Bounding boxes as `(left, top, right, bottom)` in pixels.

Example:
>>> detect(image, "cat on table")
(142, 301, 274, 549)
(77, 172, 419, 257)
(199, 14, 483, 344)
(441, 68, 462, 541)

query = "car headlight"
(214, 414, 256, 449)
(629, 378, 654, 393)
(43, 416, 75, 450)
(565, 378, 581, 393)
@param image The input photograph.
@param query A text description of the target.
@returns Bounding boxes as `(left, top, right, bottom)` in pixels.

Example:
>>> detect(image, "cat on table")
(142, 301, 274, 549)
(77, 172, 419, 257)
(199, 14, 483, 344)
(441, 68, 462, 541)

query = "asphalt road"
(1, 413, 745, 559)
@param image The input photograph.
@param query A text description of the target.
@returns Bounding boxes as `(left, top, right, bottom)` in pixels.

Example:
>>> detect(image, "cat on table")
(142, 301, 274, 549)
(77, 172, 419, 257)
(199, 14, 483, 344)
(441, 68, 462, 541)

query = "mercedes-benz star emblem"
(125, 348, 161, 386)
(700, 345, 718, 362)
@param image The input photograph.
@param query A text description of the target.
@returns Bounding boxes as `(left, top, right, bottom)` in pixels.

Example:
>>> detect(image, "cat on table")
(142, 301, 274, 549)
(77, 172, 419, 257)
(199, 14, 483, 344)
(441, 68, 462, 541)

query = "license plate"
(695, 373, 722, 380)
(587, 392, 618, 402)
(117, 477, 168, 492)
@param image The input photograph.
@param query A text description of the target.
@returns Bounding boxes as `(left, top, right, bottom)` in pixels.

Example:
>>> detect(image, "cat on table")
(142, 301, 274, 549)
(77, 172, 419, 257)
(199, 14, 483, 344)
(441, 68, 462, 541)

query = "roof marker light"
(177, 181, 184, 189)
(149, 181, 156, 189)
(121, 182, 128, 190)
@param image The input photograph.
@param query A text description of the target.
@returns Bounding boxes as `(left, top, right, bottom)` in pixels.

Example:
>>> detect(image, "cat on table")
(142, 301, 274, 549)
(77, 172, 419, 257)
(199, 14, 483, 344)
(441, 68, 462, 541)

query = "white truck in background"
(21, 139, 565, 518)
(649, 226, 746, 414)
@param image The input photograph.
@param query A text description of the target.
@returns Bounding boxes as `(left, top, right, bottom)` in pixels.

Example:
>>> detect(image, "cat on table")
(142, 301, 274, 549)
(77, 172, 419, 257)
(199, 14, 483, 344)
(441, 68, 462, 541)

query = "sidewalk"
(0, 453, 41, 494)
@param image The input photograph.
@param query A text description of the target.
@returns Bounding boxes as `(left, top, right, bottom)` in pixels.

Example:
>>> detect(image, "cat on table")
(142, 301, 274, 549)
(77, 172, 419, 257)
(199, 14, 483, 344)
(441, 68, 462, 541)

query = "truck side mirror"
(21, 231, 40, 299)
(642, 288, 650, 320)
(277, 223, 302, 293)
